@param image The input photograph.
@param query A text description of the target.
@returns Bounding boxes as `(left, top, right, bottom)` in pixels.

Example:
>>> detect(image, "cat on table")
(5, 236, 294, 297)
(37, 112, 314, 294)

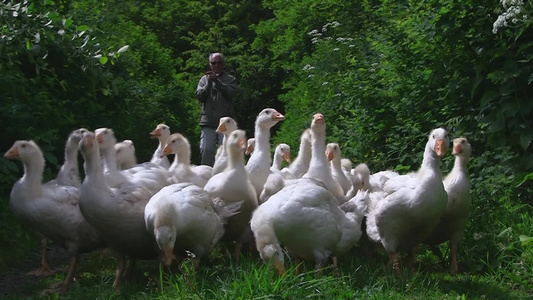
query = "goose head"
(226, 129, 248, 153)
(4, 140, 41, 161)
(341, 158, 353, 172)
(326, 143, 341, 162)
(428, 128, 450, 158)
(216, 117, 238, 135)
(79, 131, 99, 160)
(115, 140, 136, 166)
(94, 128, 117, 150)
(276, 143, 291, 164)
(452, 137, 471, 158)
(154, 225, 177, 266)
(161, 133, 189, 157)
(245, 138, 255, 155)
(255, 108, 285, 129)
(150, 124, 171, 141)
(69, 128, 90, 143)
(311, 113, 325, 134)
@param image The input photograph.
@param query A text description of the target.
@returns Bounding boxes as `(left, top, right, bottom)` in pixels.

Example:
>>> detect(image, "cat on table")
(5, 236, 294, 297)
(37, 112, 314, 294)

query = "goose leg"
(112, 255, 126, 291)
(234, 243, 243, 264)
(390, 252, 401, 276)
(272, 255, 286, 276)
(332, 256, 339, 277)
(40, 254, 79, 296)
(294, 257, 302, 276)
(27, 236, 54, 276)
(405, 247, 417, 274)
(450, 241, 458, 274)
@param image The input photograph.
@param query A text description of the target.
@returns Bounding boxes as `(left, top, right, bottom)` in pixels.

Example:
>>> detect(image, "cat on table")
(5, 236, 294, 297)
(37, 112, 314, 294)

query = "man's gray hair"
(209, 52, 225, 62)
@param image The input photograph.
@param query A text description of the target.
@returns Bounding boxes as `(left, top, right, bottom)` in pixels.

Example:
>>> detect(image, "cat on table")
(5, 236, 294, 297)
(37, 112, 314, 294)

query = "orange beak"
(283, 153, 291, 163)
(161, 247, 173, 266)
(272, 112, 285, 121)
(150, 128, 161, 139)
(216, 122, 226, 133)
(313, 113, 324, 125)
(83, 134, 93, 149)
(237, 138, 247, 150)
(161, 145, 172, 157)
(434, 139, 446, 157)
(453, 143, 462, 155)
(326, 150, 334, 161)
(96, 134, 103, 144)
(3, 146, 19, 159)
(245, 144, 254, 155)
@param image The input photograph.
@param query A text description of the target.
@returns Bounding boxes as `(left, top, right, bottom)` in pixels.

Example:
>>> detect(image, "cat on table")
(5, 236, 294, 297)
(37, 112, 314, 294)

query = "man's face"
(210, 55, 224, 73)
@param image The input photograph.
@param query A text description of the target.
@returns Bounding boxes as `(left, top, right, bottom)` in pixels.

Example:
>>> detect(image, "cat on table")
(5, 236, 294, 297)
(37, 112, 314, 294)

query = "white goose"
(424, 137, 472, 273)
(251, 180, 367, 276)
(303, 113, 344, 199)
(212, 116, 239, 176)
(271, 143, 291, 172)
(245, 108, 285, 198)
(204, 129, 257, 262)
(245, 138, 255, 156)
(150, 124, 171, 169)
(34, 128, 89, 277)
(4, 139, 105, 293)
(281, 129, 312, 179)
(95, 128, 170, 194)
(144, 182, 240, 267)
(327, 143, 353, 195)
(115, 140, 136, 170)
(162, 133, 210, 188)
(78, 131, 156, 290)
(365, 128, 449, 275)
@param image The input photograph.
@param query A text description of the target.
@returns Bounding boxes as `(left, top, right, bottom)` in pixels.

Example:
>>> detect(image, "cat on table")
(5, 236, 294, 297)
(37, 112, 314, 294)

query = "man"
(195, 53, 238, 166)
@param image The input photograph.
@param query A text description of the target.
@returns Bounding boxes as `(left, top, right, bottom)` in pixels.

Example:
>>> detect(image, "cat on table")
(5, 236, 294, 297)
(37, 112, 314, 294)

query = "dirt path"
(0, 243, 69, 297)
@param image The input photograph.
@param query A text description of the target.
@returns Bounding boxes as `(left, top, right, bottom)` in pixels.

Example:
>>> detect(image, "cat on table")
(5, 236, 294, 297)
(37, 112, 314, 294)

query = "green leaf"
(480, 89, 499, 109)
(77, 25, 89, 31)
(99, 56, 108, 65)
(520, 131, 533, 151)
(63, 18, 72, 28)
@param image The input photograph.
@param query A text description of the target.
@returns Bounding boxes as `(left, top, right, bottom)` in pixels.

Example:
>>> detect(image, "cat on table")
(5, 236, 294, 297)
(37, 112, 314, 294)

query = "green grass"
(3, 239, 532, 300)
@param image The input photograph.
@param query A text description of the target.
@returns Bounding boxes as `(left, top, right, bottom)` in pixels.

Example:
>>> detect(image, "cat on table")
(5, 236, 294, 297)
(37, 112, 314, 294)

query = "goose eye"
(21, 144, 26, 148)
(265, 110, 271, 115)
(461, 140, 465, 144)
(226, 120, 230, 123)
(117, 149, 122, 153)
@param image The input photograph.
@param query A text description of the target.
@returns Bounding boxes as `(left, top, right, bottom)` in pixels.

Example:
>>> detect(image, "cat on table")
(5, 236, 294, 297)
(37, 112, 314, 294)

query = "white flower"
(333, 48, 340, 51)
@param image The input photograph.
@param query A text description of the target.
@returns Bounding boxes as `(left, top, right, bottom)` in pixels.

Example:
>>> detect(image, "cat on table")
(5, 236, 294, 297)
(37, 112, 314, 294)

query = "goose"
(204, 129, 258, 262)
(368, 170, 399, 192)
(46, 128, 88, 189)
(4, 139, 105, 293)
(212, 117, 239, 176)
(78, 131, 156, 290)
(365, 128, 449, 275)
(115, 140, 137, 170)
(162, 133, 210, 188)
(352, 163, 371, 192)
(144, 182, 241, 267)
(35, 128, 88, 277)
(245, 108, 285, 199)
(257, 143, 291, 204)
(95, 128, 170, 194)
(327, 143, 353, 195)
(150, 124, 171, 169)
(245, 138, 255, 156)
(271, 143, 291, 172)
(424, 137, 472, 273)
(303, 113, 344, 199)
(251, 180, 367, 276)
(341, 158, 353, 174)
(280, 129, 312, 179)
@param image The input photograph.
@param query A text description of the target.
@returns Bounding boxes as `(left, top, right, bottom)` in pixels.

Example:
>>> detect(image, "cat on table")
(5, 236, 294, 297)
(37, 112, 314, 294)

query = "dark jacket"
(195, 71, 237, 127)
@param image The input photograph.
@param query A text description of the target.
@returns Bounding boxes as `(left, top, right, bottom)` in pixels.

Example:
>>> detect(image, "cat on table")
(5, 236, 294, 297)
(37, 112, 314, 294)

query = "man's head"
(209, 53, 225, 73)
